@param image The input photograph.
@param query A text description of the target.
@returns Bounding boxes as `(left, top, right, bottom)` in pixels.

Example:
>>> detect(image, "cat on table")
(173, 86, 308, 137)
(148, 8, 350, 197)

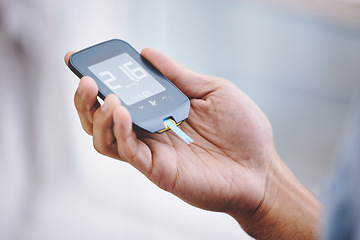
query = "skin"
(65, 48, 322, 239)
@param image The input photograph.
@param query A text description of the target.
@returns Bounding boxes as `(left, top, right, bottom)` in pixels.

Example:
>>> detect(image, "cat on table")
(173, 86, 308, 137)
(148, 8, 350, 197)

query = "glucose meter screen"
(88, 53, 165, 106)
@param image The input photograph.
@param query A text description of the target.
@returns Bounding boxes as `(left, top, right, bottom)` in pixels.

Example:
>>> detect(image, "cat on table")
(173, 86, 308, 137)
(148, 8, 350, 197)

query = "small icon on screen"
(149, 100, 156, 106)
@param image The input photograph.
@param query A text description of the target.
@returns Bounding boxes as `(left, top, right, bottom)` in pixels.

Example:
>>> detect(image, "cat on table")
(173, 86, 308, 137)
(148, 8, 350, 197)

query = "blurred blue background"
(1, 0, 360, 239)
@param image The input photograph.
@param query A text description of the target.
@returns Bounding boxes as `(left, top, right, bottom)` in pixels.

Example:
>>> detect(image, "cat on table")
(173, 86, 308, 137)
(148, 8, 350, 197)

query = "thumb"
(141, 48, 213, 99)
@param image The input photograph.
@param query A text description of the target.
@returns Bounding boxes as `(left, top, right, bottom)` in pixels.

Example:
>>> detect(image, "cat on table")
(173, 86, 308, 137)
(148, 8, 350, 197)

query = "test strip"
(164, 118, 194, 144)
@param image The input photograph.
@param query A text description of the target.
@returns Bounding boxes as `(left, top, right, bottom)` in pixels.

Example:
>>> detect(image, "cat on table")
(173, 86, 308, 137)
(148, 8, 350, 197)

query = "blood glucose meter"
(68, 39, 193, 143)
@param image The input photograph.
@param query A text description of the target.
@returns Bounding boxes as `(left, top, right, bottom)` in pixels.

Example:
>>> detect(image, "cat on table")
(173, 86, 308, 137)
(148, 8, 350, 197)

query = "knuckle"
(93, 139, 107, 155)
(80, 118, 94, 136)
(83, 124, 93, 136)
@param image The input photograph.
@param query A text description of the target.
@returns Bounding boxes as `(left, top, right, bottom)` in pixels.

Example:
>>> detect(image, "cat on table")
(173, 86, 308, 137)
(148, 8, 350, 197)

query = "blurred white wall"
(1, 0, 360, 239)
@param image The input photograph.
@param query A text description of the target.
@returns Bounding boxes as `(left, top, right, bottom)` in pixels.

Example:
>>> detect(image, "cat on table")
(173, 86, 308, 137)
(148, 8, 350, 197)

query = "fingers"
(140, 48, 215, 99)
(74, 76, 100, 135)
(92, 94, 121, 159)
(113, 105, 153, 175)
(64, 51, 74, 67)
(67, 51, 100, 135)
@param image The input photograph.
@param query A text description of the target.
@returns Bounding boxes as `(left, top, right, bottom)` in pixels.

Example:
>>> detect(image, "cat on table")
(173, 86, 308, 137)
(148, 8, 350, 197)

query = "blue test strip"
(164, 118, 194, 144)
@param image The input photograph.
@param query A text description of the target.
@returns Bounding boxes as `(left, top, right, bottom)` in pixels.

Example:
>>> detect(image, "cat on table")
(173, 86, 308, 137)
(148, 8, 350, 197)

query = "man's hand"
(65, 48, 322, 239)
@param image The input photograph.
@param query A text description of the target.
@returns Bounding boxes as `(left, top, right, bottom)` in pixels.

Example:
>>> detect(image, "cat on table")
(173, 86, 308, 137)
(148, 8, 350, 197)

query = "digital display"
(88, 53, 166, 106)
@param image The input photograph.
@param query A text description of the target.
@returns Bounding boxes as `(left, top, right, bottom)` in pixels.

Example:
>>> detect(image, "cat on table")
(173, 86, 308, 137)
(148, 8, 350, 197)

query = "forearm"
(231, 152, 323, 239)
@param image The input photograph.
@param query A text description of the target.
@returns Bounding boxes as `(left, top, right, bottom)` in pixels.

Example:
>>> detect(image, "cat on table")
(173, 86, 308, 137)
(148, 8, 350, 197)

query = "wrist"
(231, 152, 323, 239)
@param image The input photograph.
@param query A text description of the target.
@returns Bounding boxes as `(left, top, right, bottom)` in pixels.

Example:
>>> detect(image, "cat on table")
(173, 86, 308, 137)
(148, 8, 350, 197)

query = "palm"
(132, 81, 273, 217)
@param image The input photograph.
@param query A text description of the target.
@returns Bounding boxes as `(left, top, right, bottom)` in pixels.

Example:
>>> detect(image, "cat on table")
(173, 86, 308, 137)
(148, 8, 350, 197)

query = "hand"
(65, 48, 321, 239)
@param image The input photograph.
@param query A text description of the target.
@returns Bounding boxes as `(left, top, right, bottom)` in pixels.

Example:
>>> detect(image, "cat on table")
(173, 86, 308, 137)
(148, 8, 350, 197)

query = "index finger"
(64, 51, 75, 67)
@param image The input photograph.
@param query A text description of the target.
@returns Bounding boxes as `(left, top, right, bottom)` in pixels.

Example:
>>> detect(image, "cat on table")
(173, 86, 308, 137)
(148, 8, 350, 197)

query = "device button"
(148, 100, 157, 106)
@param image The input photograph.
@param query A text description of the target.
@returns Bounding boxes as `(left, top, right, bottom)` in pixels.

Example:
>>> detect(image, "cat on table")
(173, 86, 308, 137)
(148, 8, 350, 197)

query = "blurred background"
(1, 0, 360, 239)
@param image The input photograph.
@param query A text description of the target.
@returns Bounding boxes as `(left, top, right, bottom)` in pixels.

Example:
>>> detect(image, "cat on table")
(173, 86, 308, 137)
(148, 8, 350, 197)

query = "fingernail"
(102, 101, 109, 113)
(113, 111, 119, 123)
(77, 85, 84, 97)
